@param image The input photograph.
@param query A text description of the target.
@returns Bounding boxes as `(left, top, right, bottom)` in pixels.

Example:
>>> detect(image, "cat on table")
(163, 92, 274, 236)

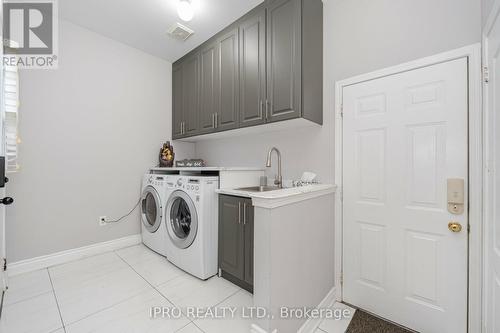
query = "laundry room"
(0, 0, 497, 333)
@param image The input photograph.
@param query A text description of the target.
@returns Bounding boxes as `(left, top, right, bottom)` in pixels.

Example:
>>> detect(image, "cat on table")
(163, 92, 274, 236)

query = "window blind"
(3, 63, 19, 172)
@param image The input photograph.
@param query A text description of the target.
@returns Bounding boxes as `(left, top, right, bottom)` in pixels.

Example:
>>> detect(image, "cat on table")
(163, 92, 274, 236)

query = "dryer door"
(141, 186, 162, 233)
(166, 190, 198, 249)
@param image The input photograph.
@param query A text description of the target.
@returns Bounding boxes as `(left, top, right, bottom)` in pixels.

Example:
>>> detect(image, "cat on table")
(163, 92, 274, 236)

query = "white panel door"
(0, 19, 6, 305)
(342, 58, 468, 333)
(484, 8, 500, 333)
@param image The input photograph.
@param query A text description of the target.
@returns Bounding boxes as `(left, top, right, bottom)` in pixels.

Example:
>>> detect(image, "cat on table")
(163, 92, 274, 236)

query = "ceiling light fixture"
(177, 0, 194, 22)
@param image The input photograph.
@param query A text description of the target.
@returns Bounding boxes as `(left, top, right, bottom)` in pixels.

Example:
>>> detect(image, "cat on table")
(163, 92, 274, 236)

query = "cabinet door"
(182, 52, 200, 136)
(199, 43, 218, 134)
(243, 198, 254, 286)
(239, 9, 266, 128)
(216, 28, 239, 131)
(266, 0, 301, 122)
(172, 64, 184, 139)
(219, 195, 244, 280)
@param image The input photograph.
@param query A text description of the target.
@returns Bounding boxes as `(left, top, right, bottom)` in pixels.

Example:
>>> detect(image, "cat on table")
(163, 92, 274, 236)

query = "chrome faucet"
(266, 147, 283, 188)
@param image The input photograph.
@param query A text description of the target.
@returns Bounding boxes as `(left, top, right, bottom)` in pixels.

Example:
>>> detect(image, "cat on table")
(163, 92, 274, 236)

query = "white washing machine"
(140, 173, 169, 257)
(164, 175, 219, 280)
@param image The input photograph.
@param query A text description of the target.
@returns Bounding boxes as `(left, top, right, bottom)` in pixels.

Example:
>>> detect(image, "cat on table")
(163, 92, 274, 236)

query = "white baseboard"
(250, 286, 337, 333)
(8, 234, 142, 277)
(298, 286, 337, 333)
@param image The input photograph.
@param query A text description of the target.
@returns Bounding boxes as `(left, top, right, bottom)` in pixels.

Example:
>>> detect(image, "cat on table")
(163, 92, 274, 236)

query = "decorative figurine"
(159, 141, 175, 167)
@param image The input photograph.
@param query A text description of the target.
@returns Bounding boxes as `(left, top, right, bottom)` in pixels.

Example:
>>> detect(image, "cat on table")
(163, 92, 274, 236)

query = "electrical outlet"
(99, 216, 107, 226)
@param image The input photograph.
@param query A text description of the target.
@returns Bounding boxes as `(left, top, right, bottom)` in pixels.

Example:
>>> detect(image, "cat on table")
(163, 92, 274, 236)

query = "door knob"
(448, 222, 462, 233)
(0, 197, 14, 205)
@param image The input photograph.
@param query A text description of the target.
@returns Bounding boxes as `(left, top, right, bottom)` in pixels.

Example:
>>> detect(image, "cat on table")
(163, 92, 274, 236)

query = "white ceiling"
(59, 0, 263, 62)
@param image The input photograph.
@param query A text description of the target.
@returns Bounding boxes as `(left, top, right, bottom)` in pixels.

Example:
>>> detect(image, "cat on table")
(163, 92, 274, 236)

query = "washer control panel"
(172, 177, 200, 193)
(147, 175, 167, 186)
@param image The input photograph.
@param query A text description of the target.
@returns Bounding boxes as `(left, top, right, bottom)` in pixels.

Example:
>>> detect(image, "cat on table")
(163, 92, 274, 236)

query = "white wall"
(6, 20, 194, 262)
(483, 0, 495, 26)
(194, 0, 481, 184)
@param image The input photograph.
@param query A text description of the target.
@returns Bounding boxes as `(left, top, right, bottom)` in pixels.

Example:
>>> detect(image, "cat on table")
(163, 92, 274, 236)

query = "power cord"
(103, 198, 142, 224)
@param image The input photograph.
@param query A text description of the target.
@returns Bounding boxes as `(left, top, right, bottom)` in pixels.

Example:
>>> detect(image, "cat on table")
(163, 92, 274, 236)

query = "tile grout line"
(189, 321, 206, 333)
(47, 268, 67, 332)
(115, 248, 242, 327)
(211, 287, 242, 308)
(114, 250, 180, 304)
(113, 251, 209, 332)
(50, 252, 152, 328)
(2, 289, 54, 307)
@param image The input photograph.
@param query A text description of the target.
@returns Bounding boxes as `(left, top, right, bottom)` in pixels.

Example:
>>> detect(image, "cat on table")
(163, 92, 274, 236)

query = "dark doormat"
(346, 309, 416, 333)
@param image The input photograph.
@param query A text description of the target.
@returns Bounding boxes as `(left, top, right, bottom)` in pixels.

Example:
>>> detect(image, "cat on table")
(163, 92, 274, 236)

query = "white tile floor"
(0, 244, 355, 333)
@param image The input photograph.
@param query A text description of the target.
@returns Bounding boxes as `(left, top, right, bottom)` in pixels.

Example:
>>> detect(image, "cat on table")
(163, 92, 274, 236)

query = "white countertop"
(216, 184, 337, 209)
(150, 166, 264, 172)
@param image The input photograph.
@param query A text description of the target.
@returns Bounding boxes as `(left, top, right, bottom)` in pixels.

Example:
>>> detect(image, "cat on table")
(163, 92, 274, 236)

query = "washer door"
(141, 186, 162, 233)
(166, 190, 198, 249)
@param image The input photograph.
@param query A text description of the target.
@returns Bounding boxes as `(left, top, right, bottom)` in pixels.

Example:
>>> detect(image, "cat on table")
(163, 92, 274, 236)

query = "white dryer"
(164, 175, 219, 280)
(140, 173, 169, 256)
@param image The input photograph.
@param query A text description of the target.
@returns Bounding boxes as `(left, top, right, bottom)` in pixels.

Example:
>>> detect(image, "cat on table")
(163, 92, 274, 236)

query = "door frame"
(482, 2, 500, 332)
(333, 44, 483, 333)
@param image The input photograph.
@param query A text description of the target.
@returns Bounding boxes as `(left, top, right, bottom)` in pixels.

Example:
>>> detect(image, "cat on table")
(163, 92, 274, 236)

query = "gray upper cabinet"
(216, 28, 239, 131)
(172, 0, 322, 140)
(239, 8, 266, 128)
(199, 43, 218, 135)
(172, 65, 184, 138)
(266, 0, 301, 122)
(182, 52, 200, 136)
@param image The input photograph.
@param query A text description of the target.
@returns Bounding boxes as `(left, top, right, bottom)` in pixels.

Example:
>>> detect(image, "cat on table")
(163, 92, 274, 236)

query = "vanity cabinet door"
(219, 195, 244, 280)
(243, 198, 254, 286)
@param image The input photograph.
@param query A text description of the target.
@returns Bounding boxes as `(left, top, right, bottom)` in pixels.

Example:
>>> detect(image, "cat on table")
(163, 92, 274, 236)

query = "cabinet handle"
(181, 122, 185, 134)
(238, 202, 242, 224)
(243, 202, 247, 225)
(265, 99, 269, 120)
(212, 114, 215, 129)
(215, 113, 218, 128)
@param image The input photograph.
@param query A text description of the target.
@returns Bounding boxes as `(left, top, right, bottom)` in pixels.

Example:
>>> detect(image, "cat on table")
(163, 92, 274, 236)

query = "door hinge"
(340, 104, 344, 117)
(483, 66, 490, 83)
(3, 258, 6, 271)
(340, 272, 344, 286)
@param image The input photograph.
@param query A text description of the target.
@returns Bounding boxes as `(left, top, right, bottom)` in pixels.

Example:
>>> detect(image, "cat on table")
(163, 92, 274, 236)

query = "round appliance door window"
(141, 187, 162, 233)
(166, 190, 198, 249)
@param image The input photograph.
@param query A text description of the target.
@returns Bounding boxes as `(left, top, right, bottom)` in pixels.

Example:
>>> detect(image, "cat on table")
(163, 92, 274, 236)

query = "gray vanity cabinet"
(239, 8, 266, 128)
(218, 195, 254, 293)
(266, 0, 301, 122)
(243, 200, 254, 286)
(198, 43, 218, 135)
(216, 28, 240, 132)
